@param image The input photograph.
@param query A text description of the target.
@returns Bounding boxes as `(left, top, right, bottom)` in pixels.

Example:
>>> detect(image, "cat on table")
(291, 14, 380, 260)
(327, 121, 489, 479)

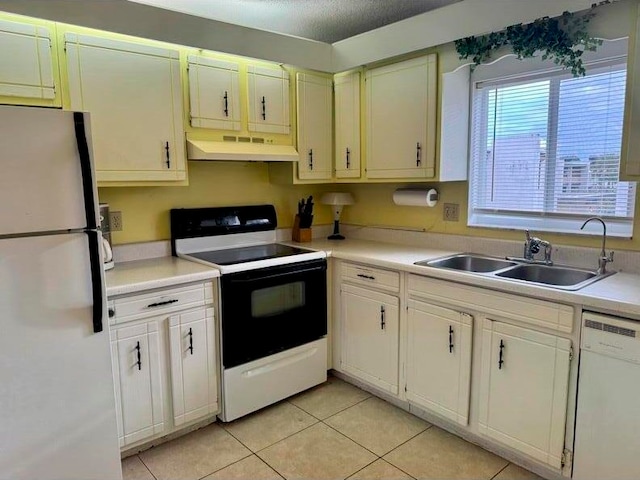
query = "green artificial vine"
(454, 1, 614, 76)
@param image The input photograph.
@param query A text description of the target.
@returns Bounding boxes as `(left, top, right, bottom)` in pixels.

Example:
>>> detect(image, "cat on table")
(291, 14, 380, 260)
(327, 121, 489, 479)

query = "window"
(469, 61, 635, 237)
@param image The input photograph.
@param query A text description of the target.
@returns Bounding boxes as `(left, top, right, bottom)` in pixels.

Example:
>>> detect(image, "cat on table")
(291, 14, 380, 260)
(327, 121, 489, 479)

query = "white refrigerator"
(0, 105, 122, 479)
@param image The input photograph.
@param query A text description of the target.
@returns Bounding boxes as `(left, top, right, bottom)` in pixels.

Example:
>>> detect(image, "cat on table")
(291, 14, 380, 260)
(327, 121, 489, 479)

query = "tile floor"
(123, 376, 543, 480)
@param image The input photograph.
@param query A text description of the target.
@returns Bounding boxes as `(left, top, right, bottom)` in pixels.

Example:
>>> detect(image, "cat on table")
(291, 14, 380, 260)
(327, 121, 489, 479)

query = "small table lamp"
(321, 192, 354, 240)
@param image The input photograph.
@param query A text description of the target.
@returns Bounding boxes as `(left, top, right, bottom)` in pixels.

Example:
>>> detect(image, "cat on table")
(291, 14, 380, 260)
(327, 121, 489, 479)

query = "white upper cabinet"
(0, 19, 55, 101)
(248, 64, 290, 134)
(168, 306, 218, 427)
(334, 71, 361, 179)
(65, 34, 185, 183)
(188, 55, 240, 131)
(296, 72, 332, 180)
(406, 300, 473, 426)
(365, 55, 437, 179)
(621, 1, 640, 179)
(478, 319, 571, 469)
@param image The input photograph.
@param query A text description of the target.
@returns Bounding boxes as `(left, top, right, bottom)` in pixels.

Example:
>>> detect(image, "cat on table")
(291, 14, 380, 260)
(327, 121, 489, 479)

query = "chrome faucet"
(507, 230, 553, 265)
(580, 217, 614, 275)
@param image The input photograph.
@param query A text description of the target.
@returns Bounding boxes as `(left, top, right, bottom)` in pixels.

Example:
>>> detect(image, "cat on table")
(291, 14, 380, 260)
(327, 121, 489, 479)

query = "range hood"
(187, 139, 299, 162)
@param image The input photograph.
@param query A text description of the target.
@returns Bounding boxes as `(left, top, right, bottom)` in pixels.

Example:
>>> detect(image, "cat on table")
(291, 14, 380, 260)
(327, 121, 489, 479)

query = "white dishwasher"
(573, 312, 640, 480)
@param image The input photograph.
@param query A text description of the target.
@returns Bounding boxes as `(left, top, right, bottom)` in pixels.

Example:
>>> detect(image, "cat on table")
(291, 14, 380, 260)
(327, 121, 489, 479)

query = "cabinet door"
(341, 284, 399, 394)
(0, 19, 55, 103)
(366, 55, 436, 179)
(248, 65, 290, 134)
(478, 319, 571, 468)
(65, 34, 185, 183)
(621, 1, 640, 179)
(188, 55, 240, 131)
(169, 307, 218, 427)
(406, 300, 473, 425)
(335, 72, 361, 179)
(296, 73, 332, 180)
(111, 320, 164, 447)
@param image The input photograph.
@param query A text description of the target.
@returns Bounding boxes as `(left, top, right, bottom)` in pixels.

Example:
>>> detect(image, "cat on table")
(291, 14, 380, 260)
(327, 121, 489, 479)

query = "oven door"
(221, 259, 327, 368)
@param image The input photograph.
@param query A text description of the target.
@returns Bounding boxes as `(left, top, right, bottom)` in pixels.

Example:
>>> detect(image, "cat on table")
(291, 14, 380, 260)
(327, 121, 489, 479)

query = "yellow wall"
(342, 182, 640, 252)
(99, 161, 335, 244)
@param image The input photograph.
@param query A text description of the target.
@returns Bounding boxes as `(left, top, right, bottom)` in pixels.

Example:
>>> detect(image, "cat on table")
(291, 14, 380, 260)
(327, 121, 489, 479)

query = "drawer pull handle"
(309, 149, 313, 171)
(380, 305, 386, 330)
(449, 325, 454, 353)
(223, 91, 229, 117)
(346, 148, 351, 169)
(147, 299, 179, 308)
(135, 341, 142, 371)
(165, 141, 171, 169)
(188, 328, 194, 355)
(261, 96, 266, 120)
(108, 308, 115, 318)
(357, 274, 375, 280)
(498, 339, 505, 370)
(416, 142, 422, 167)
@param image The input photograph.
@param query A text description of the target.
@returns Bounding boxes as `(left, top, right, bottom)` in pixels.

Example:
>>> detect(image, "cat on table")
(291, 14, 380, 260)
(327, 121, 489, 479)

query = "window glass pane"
(469, 61, 635, 236)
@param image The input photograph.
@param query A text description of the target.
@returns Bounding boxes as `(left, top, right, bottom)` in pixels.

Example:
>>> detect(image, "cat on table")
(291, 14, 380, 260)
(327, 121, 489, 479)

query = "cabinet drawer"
(342, 263, 400, 293)
(112, 282, 214, 323)
(408, 275, 574, 333)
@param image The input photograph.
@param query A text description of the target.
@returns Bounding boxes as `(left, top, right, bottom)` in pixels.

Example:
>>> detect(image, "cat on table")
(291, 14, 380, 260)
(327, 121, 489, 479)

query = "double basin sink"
(415, 254, 614, 291)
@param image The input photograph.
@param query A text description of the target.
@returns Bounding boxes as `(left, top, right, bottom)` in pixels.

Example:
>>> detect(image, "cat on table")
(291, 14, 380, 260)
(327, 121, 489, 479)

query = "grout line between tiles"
(490, 462, 511, 480)
(252, 420, 320, 455)
(320, 419, 387, 459)
(253, 454, 286, 480)
(380, 424, 434, 459)
(343, 456, 380, 479)
(136, 454, 158, 480)
(289, 389, 372, 422)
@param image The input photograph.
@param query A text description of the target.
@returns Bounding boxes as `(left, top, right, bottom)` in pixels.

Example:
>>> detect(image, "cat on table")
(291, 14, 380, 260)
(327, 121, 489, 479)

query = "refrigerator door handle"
(87, 230, 104, 333)
(73, 112, 98, 231)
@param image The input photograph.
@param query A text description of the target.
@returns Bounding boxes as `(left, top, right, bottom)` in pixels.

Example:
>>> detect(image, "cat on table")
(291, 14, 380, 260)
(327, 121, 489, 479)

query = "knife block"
(292, 215, 312, 242)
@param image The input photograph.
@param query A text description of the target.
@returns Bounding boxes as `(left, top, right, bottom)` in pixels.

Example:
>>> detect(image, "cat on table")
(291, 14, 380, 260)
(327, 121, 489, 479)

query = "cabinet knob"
(108, 308, 115, 318)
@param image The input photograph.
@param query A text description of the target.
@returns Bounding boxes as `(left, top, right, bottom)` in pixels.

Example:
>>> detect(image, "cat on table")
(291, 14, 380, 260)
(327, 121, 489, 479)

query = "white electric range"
(171, 205, 328, 421)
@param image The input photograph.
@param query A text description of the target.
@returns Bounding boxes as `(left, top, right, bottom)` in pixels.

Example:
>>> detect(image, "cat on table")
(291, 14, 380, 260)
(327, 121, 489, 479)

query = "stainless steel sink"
(495, 264, 613, 290)
(415, 253, 615, 290)
(416, 254, 517, 273)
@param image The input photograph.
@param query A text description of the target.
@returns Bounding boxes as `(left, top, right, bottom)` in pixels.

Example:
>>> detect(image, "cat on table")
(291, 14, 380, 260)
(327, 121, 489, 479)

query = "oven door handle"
(227, 264, 326, 284)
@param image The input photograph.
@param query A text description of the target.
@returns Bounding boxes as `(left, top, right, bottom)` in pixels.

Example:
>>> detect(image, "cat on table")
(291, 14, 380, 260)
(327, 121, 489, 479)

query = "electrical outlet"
(110, 211, 123, 231)
(443, 203, 459, 222)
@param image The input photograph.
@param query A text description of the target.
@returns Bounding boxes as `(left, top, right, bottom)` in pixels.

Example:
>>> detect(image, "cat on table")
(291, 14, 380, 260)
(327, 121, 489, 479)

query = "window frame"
(467, 54, 635, 238)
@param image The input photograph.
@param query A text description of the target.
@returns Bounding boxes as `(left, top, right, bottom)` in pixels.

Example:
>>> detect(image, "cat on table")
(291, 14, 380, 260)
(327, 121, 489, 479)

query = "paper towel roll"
(392, 188, 439, 207)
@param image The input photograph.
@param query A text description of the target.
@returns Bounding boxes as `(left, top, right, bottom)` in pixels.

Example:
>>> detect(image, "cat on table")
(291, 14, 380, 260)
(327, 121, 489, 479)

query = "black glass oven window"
(251, 281, 305, 318)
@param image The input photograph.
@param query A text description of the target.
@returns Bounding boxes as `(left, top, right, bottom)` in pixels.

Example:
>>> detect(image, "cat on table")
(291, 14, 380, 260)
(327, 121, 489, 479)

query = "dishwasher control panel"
(582, 312, 640, 363)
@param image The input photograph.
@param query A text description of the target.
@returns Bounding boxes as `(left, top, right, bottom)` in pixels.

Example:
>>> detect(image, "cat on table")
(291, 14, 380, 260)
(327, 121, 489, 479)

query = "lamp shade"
(321, 192, 354, 206)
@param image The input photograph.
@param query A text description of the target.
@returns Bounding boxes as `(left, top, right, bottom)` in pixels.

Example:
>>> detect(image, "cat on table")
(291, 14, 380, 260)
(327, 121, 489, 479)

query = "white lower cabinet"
(406, 299, 473, 425)
(111, 319, 165, 448)
(168, 306, 218, 427)
(108, 280, 219, 450)
(341, 283, 399, 394)
(478, 319, 571, 469)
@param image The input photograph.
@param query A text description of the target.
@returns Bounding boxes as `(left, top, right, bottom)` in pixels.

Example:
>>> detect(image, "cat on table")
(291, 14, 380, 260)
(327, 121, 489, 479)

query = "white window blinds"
(469, 62, 635, 237)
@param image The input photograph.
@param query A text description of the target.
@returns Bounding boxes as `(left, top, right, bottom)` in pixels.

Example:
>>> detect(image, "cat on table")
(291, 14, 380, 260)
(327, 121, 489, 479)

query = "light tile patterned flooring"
(123, 376, 543, 480)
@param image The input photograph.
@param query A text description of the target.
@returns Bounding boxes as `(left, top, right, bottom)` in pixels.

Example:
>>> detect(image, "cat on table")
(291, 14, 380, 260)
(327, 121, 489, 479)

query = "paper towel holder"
(393, 188, 439, 207)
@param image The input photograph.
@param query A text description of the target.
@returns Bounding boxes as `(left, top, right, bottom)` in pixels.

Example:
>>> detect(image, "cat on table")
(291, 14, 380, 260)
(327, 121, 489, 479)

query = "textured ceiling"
(128, 0, 463, 43)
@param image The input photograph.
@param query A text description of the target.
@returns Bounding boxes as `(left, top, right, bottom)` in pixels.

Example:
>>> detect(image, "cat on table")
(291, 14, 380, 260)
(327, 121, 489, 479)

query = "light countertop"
(289, 238, 640, 319)
(106, 239, 640, 319)
(106, 256, 219, 297)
